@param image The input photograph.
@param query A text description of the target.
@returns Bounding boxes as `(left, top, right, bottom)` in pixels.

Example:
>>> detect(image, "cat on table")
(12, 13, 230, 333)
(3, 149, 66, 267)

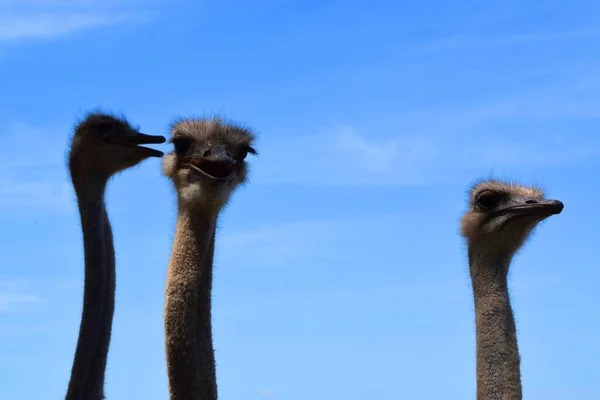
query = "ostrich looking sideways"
(162, 117, 257, 400)
(460, 179, 564, 400)
(67, 112, 165, 400)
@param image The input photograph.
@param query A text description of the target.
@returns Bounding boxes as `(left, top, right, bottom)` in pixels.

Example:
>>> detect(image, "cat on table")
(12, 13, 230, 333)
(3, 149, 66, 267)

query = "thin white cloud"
(0, 12, 133, 40)
(0, 123, 72, 213)
(424, 28, 600, 51)
(1, 0, 131, 4)
(260, 390, 275, 396)
(0, 179, 72, 210)
(0, 0, 151, 41)
(218, 220, 351, 268)
(254, 125, 600, 187)
(0, 293, 40, 311)
(0, 279, 42, 312)
(217, 212, 428, 270)
(333, 126, 401, 173)
(332, 124, 435, 174)
(253, 73, 600, 187)
(217, 276, 470, 318)
(253, 125, 435, 186)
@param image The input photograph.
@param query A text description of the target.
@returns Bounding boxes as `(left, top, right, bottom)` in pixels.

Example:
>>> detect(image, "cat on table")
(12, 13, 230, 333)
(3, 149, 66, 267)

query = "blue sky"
(1, 0, 599, 398)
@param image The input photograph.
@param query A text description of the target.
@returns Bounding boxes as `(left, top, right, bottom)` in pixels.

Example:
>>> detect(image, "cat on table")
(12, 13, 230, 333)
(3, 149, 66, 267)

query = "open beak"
(116, 132, 166, 145)
(179, 145, 238, 181)
(111, 133, 166, 157)
(185, 157, 237, 181)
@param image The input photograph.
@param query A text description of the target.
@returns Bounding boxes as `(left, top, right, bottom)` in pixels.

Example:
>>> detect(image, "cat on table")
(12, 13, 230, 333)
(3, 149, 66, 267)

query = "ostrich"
(66, 112, 165, 400)
(460, 179, 564, 400)
(161, 117, 257, 400)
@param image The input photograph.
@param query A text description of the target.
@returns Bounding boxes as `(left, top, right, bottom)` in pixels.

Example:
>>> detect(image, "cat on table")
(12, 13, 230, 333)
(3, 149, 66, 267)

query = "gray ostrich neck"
(468, 248, 522, 400)
(67, 179, 115, 400)
(165, 206, 218, 400)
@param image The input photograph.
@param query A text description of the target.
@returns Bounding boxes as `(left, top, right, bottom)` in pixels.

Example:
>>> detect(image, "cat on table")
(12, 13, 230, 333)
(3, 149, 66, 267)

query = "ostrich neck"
(88, 207, 115, 398)
(67, 180, 115, 400)
(165, 207, 218, 400)
(468, 248, 522, 400)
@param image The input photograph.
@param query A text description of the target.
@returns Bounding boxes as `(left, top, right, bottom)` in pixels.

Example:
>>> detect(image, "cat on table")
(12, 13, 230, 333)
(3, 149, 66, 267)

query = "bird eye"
(476, 192, 502, 210)
(172, 137, 191, 155)
(238, 145, 257, 160)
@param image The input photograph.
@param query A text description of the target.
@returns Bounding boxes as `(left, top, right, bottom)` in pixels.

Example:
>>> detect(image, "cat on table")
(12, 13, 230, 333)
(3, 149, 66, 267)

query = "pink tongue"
(190, 159, 205, 169)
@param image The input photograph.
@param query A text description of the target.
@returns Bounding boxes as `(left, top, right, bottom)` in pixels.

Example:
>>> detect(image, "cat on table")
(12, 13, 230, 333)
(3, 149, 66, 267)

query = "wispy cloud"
(254, 73, 600, 186)
(253, 125, 434, 186)
(0, 179, 71, 210)
(332, 124, 435, 174)
(260, 390, 275, 396)
(0, 12, 133, 40)
(0, 279, 42, 312)
(254, 124, 600, 187)
(0, 0, 151, 41)
(0, 293, 40, 311)
(424, 28, 600, 51)
(218, 220, 353, 268)
(217, 212, 432, 270)
(0, 123, 72, 213)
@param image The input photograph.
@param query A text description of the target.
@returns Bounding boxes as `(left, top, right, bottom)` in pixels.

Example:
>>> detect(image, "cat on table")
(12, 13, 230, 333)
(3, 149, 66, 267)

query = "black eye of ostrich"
(476, 192, 503, 210)
(172, 137, 191, 156)
(240, 145, 257, 161)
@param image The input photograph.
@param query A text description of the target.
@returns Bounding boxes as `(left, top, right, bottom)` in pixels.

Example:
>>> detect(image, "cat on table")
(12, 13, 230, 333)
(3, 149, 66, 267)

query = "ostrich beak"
(111, 132, 167, 157)
(182, 146, 238, 181)
(117, 132, 167, 145)
(504, 199, 564, 218)
(485, 199, 564, 223)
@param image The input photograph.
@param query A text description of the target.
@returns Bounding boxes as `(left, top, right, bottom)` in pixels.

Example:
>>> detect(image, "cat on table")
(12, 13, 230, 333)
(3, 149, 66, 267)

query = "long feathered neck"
(67, 179, 116, 400)
(468, 247, 522, 400)
(164, 206, 219, 400)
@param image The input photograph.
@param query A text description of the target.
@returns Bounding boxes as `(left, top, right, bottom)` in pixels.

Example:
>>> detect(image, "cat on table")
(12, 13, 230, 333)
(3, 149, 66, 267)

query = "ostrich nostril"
(203, 149, 212, 157)
(525, 198, 538, 204)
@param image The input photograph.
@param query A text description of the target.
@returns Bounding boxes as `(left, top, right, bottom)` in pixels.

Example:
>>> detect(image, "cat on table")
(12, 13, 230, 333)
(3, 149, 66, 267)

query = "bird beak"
(108, 133, 167, 157)
(504, 199, 565, 218)
(115, 132, 167, 145)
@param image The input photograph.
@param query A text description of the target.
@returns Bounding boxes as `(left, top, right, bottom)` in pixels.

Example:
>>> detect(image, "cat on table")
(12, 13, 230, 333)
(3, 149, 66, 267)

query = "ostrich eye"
(239, 145, 257, 160)
(476, 192, 503, 210)
(172, 137, 191, 155)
